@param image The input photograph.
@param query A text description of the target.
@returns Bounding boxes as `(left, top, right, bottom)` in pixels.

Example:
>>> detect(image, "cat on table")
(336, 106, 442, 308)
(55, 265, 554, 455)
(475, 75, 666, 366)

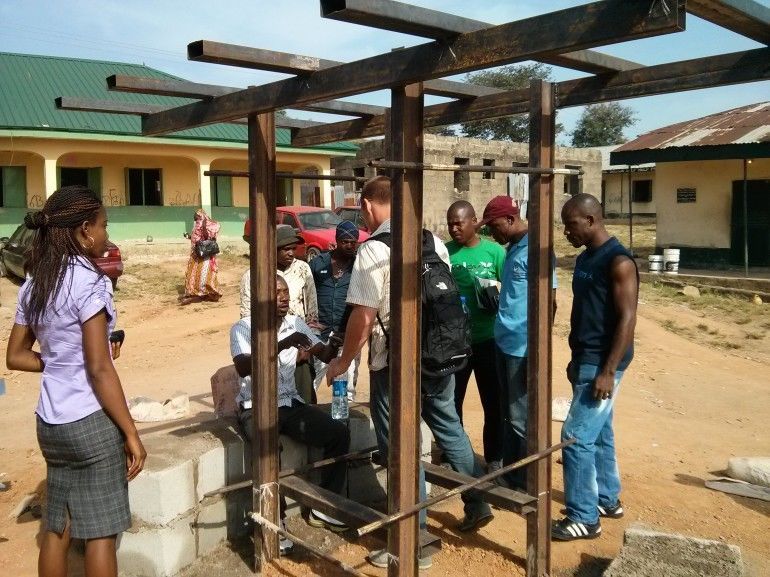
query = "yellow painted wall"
(602, 170, 656, 215)
(656, 158, 770, 248)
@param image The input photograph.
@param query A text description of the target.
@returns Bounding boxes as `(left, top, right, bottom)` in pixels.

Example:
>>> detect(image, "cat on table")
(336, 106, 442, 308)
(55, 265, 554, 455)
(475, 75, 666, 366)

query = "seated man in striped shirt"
(231, 274, 350, 544)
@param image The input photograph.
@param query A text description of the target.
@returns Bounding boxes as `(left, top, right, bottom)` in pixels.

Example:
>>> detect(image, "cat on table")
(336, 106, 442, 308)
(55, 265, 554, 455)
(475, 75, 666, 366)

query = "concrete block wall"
(119, 406, 432, 576)
(332, 134, 602, 236)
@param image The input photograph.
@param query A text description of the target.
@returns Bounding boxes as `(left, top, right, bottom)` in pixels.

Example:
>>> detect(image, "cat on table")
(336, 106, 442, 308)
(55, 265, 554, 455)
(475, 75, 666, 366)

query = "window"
(353, 166, 366, 192)
(482, 158, 495, 180)
(298, 210, 342, 230)
(0, 166, 27, 208)
(453, 157, 469, 193)
(564, 164, 582, 196)
(59, 167, 102, 196)
(211, 175, 233, 207)
(280, 212, 299, 228)
(632, 179, 653, 203)
(127, 168, 162, 206)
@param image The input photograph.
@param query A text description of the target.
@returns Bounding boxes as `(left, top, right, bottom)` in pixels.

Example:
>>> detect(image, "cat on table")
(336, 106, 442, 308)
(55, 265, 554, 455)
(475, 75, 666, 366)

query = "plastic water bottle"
(460, 296, 473, 346)
(331, 376, 349, 420)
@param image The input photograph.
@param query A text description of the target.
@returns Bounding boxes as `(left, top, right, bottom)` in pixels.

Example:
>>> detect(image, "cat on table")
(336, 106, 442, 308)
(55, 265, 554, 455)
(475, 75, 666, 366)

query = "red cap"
(478, 195, 519, 226)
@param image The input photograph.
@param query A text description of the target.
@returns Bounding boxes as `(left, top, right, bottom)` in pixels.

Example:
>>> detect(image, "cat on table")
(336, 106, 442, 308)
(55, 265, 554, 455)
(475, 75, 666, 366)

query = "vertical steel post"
(526, 80, 555, 577)
(387, 83, 424, 577)
(248, 113, 279, 571)
(743, 159, 749, 277)
(627, 165, 634, 255)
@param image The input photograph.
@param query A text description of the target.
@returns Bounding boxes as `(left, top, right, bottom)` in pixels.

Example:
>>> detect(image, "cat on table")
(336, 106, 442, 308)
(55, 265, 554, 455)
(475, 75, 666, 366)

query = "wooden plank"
(422, 461, 536, 514)
(291, 48, 770, 147)
(387, 82, 424, 577)
(188, 39, 341, 74)
(248, 113, 279, 569)
(688, 0, 770, 44)
(320, 0, 643, 74)
(525, 80, 555, 577)
(278, 476, 442, 556)
(141, 1, 684, 135)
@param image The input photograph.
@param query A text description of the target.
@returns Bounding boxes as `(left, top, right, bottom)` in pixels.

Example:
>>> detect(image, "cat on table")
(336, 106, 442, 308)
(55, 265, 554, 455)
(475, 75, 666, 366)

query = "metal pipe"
(204, 169, 367, 182)
(356, 439, 575, 537)
(203, 446, 378, 498)
(368, 160, 583, 176)
(250, 513, 370, 577)
(743, 159, 749, 278)
(628, 165, 634, 255)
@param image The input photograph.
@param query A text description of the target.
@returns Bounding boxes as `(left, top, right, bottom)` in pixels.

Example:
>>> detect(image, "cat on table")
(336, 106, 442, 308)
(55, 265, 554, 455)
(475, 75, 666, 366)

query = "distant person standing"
(309, 220, 361, 400)
(181, 209, 221, 305)
(480, 195, 557, 490)
(552, 193, 638, 541)
(240, 224, 319, 403)
(6, 186, 146, 577)
(445, 200, 506, 472)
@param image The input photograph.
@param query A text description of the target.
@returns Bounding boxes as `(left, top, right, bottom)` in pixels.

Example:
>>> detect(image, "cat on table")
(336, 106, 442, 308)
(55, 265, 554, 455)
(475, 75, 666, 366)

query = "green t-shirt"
(445, 238, 506, 344)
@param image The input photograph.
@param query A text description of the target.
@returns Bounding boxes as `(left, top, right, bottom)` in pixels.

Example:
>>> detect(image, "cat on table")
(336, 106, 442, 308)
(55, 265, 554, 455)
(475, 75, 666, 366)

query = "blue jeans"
(495, 349, 528, 489)
(561, 362, 624, 525)
(369, 367, 490, 527)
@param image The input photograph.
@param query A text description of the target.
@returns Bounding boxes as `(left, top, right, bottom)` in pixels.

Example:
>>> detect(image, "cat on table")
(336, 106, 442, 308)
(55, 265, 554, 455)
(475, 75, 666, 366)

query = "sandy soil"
(1, 231, 768, 577)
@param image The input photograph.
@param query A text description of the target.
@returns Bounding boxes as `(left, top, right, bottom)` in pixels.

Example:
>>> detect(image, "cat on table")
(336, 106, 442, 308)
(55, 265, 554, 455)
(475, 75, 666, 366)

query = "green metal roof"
(0, 52, 357, 152)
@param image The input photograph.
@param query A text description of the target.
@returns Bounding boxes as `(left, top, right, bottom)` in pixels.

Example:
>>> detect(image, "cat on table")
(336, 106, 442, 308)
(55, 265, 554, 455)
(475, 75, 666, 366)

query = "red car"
(333, 206, 370, 233)
(244, 206, 370, 261)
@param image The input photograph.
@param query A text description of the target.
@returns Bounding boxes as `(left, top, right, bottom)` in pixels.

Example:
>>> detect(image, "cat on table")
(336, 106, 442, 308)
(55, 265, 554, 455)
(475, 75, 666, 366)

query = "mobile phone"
(109, 330, 125, 345)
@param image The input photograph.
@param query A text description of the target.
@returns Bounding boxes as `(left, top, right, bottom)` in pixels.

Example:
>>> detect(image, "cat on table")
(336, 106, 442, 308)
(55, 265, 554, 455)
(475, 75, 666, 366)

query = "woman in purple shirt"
(6, 186, 146, 577)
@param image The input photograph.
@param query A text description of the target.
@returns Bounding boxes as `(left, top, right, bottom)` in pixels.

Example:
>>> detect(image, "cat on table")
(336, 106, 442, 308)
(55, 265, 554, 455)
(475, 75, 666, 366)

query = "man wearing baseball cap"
(479, 195, 557, 490)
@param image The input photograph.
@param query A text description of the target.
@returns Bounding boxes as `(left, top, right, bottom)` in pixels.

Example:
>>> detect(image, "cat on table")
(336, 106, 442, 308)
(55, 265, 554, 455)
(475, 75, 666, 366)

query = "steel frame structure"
(56, 1, 769, 576)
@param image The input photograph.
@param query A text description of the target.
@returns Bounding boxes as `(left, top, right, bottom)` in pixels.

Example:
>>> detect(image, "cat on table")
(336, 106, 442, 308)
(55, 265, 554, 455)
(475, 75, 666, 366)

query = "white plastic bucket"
(663, 248, 680, 274)
(648, 255, 663, 273)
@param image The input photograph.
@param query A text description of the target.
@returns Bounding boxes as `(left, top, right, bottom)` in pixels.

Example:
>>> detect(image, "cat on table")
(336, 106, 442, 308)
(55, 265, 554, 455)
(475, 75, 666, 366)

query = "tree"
(459, 63, 562, 142)
(570, 102, 637, 147)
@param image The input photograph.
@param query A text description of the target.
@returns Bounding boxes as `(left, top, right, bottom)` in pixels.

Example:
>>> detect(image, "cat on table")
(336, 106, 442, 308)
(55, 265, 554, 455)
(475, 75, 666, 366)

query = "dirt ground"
(1, 223, 768, 577)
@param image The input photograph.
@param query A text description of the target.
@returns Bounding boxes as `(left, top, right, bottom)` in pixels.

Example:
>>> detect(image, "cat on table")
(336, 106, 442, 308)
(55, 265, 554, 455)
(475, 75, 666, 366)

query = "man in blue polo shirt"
(479, 195, 557, 490)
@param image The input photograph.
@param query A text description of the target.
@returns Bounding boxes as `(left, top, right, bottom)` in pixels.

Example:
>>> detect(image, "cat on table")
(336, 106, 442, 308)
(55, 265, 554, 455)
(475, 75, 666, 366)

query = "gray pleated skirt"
(36, 409, 131, 539)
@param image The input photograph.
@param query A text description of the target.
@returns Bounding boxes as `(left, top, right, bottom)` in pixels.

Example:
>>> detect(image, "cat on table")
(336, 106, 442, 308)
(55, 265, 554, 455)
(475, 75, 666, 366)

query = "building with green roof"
(0, 52, 357, 239)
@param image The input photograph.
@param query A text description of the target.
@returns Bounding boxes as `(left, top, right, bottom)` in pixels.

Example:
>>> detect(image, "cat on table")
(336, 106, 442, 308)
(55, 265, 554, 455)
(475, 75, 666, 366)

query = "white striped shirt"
(346, 219, 449, 372)
(230, 315, 320, 407)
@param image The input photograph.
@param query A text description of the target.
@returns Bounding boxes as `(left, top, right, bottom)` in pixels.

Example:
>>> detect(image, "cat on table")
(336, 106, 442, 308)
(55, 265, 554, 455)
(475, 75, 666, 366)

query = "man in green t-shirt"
(445, 200, 506, 472)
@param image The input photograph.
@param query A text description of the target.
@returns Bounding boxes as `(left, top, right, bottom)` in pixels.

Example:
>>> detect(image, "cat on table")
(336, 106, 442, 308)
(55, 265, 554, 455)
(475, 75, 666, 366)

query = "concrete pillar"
(321, 167, 332, 208)
(199, 163, 212, 214)
(44, 158, 57, 198)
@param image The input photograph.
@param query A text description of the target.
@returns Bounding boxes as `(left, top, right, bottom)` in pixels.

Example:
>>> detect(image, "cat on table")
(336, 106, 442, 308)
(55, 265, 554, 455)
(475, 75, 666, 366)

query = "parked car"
(0, 223, 124, 287)
(333, 206, 370, 233)
(243, 206, 370, 261)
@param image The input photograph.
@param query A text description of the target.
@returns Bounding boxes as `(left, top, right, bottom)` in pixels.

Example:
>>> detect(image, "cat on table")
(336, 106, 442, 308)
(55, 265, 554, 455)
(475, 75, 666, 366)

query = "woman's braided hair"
(23, 185, 104, 326)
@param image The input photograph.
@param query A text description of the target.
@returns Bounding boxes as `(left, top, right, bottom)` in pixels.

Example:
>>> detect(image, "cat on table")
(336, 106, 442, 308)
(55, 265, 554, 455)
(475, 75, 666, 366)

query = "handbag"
(195, 239, 220, 259)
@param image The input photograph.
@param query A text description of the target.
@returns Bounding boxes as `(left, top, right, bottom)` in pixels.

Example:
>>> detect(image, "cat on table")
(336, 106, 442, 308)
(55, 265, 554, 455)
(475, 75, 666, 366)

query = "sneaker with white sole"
(551, 517, 601, 541)
(307, 509, 348, 533)
(367, 548, 433, 570)
(598, 500, 624, 519)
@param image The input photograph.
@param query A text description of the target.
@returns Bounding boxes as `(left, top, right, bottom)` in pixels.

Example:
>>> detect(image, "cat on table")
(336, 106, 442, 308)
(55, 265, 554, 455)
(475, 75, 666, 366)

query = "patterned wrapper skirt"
(184, 253, 221, 298)
(36, 410, 131, 539)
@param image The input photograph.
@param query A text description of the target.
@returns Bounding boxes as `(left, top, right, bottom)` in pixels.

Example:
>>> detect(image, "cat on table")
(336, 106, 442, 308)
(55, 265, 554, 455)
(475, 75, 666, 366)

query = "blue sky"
(1, 0, 768, 145)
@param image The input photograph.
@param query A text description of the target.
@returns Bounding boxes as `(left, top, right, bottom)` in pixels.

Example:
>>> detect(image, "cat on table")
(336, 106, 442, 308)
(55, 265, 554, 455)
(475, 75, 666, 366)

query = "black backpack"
(369, 229, 471, 379)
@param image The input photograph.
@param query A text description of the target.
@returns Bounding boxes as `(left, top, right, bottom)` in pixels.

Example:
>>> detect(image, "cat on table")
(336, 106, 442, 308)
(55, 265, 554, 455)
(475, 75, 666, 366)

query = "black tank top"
(569, 237, 637, 371)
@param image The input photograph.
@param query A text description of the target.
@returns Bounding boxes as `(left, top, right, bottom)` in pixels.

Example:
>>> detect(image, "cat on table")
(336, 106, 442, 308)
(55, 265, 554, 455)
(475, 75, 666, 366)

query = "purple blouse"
(15, 257, 116, 424)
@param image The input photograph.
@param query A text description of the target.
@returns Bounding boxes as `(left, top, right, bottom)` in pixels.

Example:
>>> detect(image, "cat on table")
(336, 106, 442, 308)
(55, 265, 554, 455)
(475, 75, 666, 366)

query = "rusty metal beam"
(248, 112, 279, 569)
(688, 0, 770, 44)
(141, 1, 684, 135)
(320, 0, 644, 74)
(387, 82, 424, 577)
(290, 47, 770, 147)
(55, 95, 321, 129)
(108, 74, 381, 118)
(525, 79, 556, 577)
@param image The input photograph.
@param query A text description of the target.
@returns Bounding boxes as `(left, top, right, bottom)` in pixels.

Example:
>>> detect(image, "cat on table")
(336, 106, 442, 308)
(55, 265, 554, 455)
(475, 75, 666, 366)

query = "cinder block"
(225, 489, 252, 540)
(195, 497, 228, 557)
(210, 365, 239, 418)
(129, 460, 196, 525)
(196, 446, 226, 502)
(118, 511, 196, 577)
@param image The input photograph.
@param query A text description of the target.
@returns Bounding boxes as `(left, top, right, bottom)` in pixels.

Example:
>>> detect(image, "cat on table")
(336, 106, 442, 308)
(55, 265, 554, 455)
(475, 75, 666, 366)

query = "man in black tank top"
(552, 194, 639, 542)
